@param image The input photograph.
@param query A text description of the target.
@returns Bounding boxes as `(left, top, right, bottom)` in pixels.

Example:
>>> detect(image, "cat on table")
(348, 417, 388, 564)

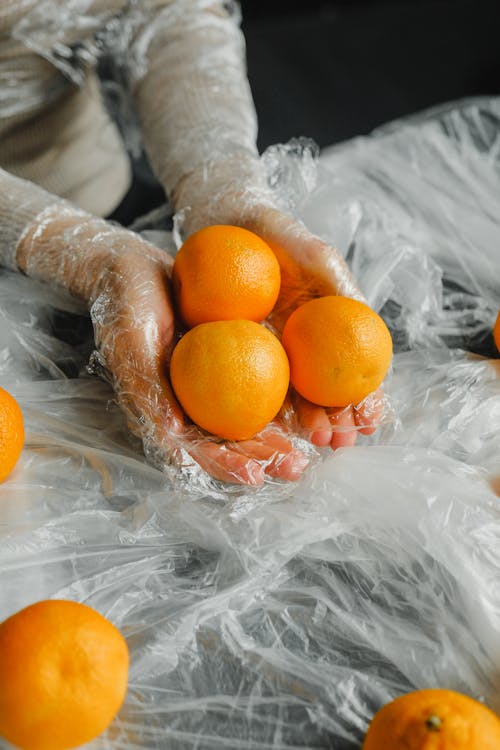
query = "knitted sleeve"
(129, 1, 260, 202)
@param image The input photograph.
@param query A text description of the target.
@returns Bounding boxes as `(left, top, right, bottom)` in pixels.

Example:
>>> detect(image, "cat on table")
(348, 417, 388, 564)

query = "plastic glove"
(126, 0, 387, 449)
(246, 205, 386, 450)
(17, 205, 308, 488)
(173, 162, 386, 450)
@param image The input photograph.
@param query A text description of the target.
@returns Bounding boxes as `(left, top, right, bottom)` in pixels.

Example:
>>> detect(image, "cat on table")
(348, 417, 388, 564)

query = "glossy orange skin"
(170, 319, 290, 441)
(494, 309, 500, 353)
(172, 224, 281, 328)
(0, 386, 24, 482)
(0, 600, 129, 750)
(282, 295, 393, 407)
(363, 689, 500, 750)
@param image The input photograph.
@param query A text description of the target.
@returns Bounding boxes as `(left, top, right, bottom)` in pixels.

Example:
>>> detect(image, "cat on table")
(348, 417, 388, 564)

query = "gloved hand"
(173, 158, 386, 451)
(16, 204, 309, 487)
(245, 204, 385, 451)
(0, 0, 383, 487)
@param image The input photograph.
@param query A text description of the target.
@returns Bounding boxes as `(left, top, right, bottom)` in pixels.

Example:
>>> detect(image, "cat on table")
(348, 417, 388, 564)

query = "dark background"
(240, 0, 500, 151)
(110, 0, 500, 227)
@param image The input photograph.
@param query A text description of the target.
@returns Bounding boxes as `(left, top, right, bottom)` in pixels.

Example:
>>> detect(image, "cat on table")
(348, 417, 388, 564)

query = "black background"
(110, 0, 500, 227)
(240, 0, 500, 150)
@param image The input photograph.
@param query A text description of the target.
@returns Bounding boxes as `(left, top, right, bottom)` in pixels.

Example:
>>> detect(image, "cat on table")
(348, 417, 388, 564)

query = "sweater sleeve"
(128, 0, 260, 205)
(0, 0, 261, 272)
(0, 169, 67, 271)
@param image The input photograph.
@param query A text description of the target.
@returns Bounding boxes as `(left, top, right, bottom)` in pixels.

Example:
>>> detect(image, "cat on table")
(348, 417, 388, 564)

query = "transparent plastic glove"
(246, 205, 386, 450)
(17, 206, 308, 488)
(174, 164, 386, 450)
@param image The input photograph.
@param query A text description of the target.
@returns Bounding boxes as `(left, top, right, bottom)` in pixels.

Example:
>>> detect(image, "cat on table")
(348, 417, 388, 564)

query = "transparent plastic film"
(164, 135, 392, 492)
(0, 0, 370, 491)
(10, 192, 347, 495)
(0, 128, 379, 494)
(1, 1, 259, 217)
(299, 98, 500, 350)
(0, 97, 499, 749)
(130, 0, 260, 198)
(0, 168, 64, 271)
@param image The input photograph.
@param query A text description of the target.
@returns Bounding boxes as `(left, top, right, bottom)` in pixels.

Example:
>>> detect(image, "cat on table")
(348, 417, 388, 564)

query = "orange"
(362, 688, 500, 750)
(0, 386, 24, 482)
(494, 309, 500, 352)
(281, 296, 393, 407)
(170, 319, 290, 441)
(172, 224, 281, 327)
(0, 599, 129, 750)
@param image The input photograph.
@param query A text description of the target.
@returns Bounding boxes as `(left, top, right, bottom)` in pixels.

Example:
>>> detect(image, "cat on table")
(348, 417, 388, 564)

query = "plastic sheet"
(2, 1, 259, 199)
(2, 1, 262, 224)
(1, 97, 500, 749)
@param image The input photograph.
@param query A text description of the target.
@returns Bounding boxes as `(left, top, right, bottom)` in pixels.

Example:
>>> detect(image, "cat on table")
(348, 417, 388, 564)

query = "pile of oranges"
(170, 224, 393, 442)
(171, 226, 288, 441)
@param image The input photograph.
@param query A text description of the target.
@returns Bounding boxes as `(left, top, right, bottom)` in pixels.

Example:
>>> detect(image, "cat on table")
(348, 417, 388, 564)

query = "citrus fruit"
(172, 224, 281, 327)
(362, 688, 500, 750)
(170, 319, 290, 441)
(281, 295, 393, 407)
(0, 599, 129, 750)
(494, 309, 500, 352)
(0, 386, 24, 482)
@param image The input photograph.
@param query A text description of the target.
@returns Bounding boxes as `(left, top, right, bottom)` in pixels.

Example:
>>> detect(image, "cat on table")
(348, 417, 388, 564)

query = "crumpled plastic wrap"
(1, 97, 500, 749)
(2, 1, 260, 211)
(0, 129, 365, 491)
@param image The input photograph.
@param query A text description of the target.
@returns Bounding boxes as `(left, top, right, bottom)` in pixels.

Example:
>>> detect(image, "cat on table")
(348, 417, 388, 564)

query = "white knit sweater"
(0, 0, 258, 239)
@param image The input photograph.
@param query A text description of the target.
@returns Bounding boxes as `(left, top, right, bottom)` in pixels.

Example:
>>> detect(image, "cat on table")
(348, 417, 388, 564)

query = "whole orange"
(362, 688, 500, 750)
(494, 309, 500, 352)
(0, 386, 24, 482)
(172, 224, 281, 327)
(0, 599, 129, 750)
(170, 319, 290, 441)
(281, 296, 393, 407)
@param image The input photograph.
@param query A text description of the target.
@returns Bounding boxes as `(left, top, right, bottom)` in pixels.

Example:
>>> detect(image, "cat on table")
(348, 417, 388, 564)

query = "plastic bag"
(1, 97, 500, 749)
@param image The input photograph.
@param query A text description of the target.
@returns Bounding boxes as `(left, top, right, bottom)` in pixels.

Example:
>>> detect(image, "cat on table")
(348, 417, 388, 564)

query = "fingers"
(191, 442, 266, 487)
(238, 428, 309, 481)
(326, 406, 358, 449)
(322, 394, 384, 448)
(295, 393, 370, 449)
(248, 206, 364, 302)
(294, 396, 333, 447)
(267, 448, 309, 481)
(294, 392, 359, 448)
(353, 388, 385, 435)
(117, 369, 271, 487)
(93, 237, 383, 485)
(86, 247, 308, 487)
(110, 333, 307, 486)
(189, 428, 309, 486)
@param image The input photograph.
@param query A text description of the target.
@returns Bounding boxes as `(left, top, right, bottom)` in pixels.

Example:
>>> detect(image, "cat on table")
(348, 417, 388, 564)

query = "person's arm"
(0, 168, 307, 484)
(129, 0, 383, 447)
(130, 0, 259, 206)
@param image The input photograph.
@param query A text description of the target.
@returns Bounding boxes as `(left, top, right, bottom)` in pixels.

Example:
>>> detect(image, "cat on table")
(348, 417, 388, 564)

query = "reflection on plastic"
(0, 98, 500, 749)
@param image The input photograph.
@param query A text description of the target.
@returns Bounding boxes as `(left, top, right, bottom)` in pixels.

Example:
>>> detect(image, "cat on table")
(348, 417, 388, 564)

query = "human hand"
(18, 206, 309, 486)
(89, 240, 308, 486)
(242, 205, 386, 450)
(177, 182, 386, 450)
(3, 174, 309, 487)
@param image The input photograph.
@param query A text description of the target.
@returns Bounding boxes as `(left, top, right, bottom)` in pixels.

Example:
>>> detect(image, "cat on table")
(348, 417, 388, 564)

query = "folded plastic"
(0, 1, 259, 212)
(0, 98, 499, 749)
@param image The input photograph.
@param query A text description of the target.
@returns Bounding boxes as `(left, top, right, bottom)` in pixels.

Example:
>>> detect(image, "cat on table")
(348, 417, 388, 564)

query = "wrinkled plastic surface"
(2, 1, 259, 204)
(1, 98, 500, 749)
